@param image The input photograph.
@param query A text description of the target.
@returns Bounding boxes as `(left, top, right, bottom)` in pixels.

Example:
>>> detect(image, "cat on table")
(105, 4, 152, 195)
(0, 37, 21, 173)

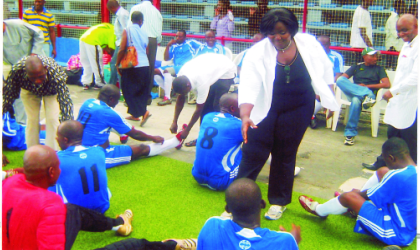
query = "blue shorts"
(354, 201, 408, 246)
(192, 166, 238, 191)
(105, 145, 132, 169)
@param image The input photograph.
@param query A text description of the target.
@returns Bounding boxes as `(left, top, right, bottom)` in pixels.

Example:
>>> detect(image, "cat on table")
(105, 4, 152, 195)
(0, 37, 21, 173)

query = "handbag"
(118, 28, 138, 69)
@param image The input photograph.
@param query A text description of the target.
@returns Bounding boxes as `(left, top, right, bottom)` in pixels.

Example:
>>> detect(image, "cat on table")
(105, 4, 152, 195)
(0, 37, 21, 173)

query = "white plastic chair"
(224, 47, 233, 60)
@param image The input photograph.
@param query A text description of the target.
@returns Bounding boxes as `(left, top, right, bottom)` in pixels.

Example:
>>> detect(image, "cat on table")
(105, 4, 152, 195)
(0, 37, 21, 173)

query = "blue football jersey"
(49, 145, 110, 213)
(77, 99, 132, 146)
(198, 217, 299, 250)
(195, 42, 226, 57)
(328, 50, 345, 75)
(169, 39, 202, 68)
(192, 112, 242, 190)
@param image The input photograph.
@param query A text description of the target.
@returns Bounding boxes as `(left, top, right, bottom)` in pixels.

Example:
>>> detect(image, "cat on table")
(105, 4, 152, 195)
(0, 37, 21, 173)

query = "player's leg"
(95, 238, 178, 250)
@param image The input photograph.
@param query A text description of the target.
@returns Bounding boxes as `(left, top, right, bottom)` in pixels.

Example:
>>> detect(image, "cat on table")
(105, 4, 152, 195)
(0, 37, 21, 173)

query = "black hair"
(382, 137, 410, 159)
(172, 76, 189, 94)
(260, 8, 299, 37)
(131, 11, 144, 23)
(226, 178, 262, 217)
(178, 29, 187, 37)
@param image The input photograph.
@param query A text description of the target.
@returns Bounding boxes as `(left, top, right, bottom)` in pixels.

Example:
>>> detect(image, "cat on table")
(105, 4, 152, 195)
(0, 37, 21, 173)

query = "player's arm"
(359, 27, 373, 47)
(164, 39, 175, 61)
(126, 128, 164, 143)
(170, 94, 186, 133)
(179, 103, 205, 139)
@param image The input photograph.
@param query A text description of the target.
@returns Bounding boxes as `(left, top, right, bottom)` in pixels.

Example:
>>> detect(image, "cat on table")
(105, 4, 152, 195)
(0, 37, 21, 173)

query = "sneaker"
(362, 96, 376, 109)
(294, 167, 301, 176)
(120, 135, 129, 144)
(344, 136, 355, 146)
(175, 124, 188, 150)
(220, 210, 232, 219)
(93, 84, 103, 90)
(116, 209, 133, 236)
(310, 116, 317, 129)
(83, 85, 89, 90)
(264, 205, 287, 220)
(298, 195, 327, 218)
(362, 162, 380, 171)
(163, 239, 197, 250)
(158, 97, 172, 106)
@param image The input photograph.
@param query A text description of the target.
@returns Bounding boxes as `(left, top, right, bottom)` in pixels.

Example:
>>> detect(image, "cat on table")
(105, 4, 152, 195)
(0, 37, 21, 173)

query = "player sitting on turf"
(299, 137, 416, 247)
(197, 178, 301, 249)
(192, 93, 242, 191)
(2, 145, 133, 250)
(77, 85, 184, 169)
(48, 120, 110, 213)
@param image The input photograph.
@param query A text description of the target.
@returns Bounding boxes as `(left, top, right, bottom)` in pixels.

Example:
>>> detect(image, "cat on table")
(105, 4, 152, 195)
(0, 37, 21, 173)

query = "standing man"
(107, 0, 129, 86)
(23, 0, 57, 58)
(363, 14, 418, 170)
(350, 0, 374, 63)
(128, 0, 163, 104)
(3, 55, 73, 150)
(385, 0, 406, 70)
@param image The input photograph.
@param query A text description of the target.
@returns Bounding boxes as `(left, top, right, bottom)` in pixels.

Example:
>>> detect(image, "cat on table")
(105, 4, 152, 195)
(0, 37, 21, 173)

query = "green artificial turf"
(2, 150, 417, 250)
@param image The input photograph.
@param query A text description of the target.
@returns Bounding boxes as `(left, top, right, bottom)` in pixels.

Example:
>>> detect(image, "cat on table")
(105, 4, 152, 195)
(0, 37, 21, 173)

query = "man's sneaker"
(116, 209, 133, 236)
(344, 136, 355, 146)
(175, 124, 188, 150)
(310, 116, 317, 129)
(362, 162, 380, 171)
(220, 210, 232, 219)
(120, 135, 129, 144)
(163, 239, 197, 250)
(83, 85, 89, 90)
(93, 84, 103, 90)
(298, 195, 327, 218)
(158, 97, 172, 106)
(264, 205, 286, 220)
(362, 96, 376, 109)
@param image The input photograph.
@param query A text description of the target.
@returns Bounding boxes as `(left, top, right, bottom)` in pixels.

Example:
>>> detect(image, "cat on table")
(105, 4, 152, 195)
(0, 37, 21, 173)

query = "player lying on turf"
(77, 84, 184, 169)
(2, 145, 134, 250)
(299, 137, 416, 247)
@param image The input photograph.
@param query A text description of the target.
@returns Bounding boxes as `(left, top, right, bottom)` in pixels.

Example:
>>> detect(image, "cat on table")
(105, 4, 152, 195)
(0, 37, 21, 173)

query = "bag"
(119, 29, 138, 69)
(66, 68, 83, 86)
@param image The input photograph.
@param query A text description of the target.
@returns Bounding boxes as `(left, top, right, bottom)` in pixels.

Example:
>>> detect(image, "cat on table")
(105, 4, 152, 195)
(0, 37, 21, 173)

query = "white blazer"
(238, 33, 339, 125)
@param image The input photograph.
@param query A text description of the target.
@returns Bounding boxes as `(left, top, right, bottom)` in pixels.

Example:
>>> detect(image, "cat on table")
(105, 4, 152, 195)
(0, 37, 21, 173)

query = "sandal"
(126, 116, 140, 121)
(185, 139, 197, 147)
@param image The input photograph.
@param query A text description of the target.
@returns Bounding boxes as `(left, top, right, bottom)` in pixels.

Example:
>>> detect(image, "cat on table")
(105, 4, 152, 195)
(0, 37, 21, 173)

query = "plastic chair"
(224, 47, 233, 60)
(233, 50, 246, 66)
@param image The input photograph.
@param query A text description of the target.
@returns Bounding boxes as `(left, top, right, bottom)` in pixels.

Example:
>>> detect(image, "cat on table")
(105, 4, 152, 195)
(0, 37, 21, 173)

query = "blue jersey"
(192, 112, 242, 191)
(77, 99, 132, 146)
(48, 146, 110, 213)
(169, 39, 202, 70)
(198, 217, 299, 250)
(195, 42, 225, 57)
(328, 50, 344, 75)
(355, 165, 417, 245)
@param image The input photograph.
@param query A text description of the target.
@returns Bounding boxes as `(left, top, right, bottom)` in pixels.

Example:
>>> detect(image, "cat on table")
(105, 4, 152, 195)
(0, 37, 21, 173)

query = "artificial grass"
(2, 150, 417, 250)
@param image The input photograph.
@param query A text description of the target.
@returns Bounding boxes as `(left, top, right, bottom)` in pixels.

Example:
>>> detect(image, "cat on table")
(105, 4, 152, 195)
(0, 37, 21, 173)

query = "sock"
(112, 225, 122, 231)
(313, 100, 323, 116)
(111, 217, 124, 231)
(361, 172, 379, 191)
(148, 137, 180, 156)
(154, 75, 164, 89)
(163, 72, 173, 99)
(315, 197, 348, 217)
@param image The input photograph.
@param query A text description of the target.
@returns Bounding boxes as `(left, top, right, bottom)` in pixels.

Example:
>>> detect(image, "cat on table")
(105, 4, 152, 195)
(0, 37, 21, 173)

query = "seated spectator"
(79, 23, 116, 90)
(154, 30, 201, 106)
(77, 85, 184, 169)
(299, 137, 416, 247)
(197, 178, 301, 249)
(195, 30, 225, 56)
(192, 93, 242, 191)
(2, 145, 133, 250)
(49, 120, 110, 214)
(310, 35, 344, 129)
(336, 47, 390, 145)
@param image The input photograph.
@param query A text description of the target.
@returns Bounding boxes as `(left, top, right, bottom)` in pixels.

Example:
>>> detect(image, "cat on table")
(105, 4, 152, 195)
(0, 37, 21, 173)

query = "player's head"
(98, 84, 121, 108)
(56, 120, 84, 150)
(205, 30, 216, 47)
(23, 145, 61, 188)
(176, 30, 187, 44)
(34, 0, 46, 12)
(131, 11, 144, 26)
(219, 93, 239, 117)
(397, 14, 418, 43)
(25, 56, 47, 85)
(252, 33, 264, 44)
(225, 178, 266, 223)
(106, 0, 120, 14)
(317, 35, 331, 54)
(172, 76, 191, 95)
(381, 137, 412, 169)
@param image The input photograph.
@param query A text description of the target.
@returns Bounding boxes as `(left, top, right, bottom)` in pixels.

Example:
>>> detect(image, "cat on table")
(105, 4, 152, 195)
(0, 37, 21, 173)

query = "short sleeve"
(106, 109, 132, 135)
(378, 66, 388, 80)
(197, 218, 221, 250)
(168, 45, 174, 60)
(345, 65, 357, 78)
(48, 15, 55, 27)
(333, 58, 341, 74)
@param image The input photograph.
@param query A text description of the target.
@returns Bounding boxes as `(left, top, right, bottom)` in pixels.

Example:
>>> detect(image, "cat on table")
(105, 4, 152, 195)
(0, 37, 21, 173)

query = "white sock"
(315, 197, 348, 217)
(361, 172, 380, 191)
(154, 75, 164, 89)
(163, 72, 173, 99)
(148, 137, 180, 156)
(2, 171, 6, 181)
(313, 100, 323, 116)
(112, 225, 122, 231)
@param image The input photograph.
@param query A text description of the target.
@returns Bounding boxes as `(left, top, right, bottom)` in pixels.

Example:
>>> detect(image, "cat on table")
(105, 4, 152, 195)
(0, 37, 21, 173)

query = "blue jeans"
(336, 76, 376, 137)
(108, 46, 120, 85)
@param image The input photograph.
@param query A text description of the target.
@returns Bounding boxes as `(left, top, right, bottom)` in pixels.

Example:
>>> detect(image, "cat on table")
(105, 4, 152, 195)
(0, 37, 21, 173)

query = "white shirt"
(114, 7, 129, 46)
(177, 53, 237, 104)
(384, 36, 418, 129)
(238, 33, 339, 125)
(128, 0, 163, 43)
(385, 11, 404, 51)
(350, 6, 373, 48)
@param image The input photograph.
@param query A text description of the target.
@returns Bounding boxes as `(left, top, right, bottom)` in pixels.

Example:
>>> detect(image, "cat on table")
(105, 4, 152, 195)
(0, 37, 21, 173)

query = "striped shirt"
(128, 0, 163, 43)
(23, 7, 55, 42)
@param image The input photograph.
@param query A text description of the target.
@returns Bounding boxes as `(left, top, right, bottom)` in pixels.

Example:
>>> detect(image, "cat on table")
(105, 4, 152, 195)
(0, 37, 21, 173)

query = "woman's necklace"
(277, 40, 292, 53)
(276, 51, 298, 84)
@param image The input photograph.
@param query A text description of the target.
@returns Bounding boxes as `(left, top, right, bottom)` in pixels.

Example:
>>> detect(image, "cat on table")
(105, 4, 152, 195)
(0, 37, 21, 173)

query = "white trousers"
(79, 40, 105, 86)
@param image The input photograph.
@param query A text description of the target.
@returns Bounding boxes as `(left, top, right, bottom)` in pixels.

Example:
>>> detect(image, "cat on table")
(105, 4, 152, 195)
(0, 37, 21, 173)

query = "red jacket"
(2, 174, 66, 250)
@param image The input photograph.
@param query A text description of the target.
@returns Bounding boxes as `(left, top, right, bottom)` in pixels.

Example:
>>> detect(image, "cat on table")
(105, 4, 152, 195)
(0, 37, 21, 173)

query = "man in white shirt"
(169, 54, 237, 147)
(128, 0, 163, 104)
(107, 0, 129, 86)
(363, 14, 418, 171)
(350, 0, 374, 49)
(385, 0, 406, 70)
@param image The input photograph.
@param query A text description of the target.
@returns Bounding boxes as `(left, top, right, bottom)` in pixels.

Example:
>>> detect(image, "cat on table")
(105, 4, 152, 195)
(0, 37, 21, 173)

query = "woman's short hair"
(260, 8, 299, 37)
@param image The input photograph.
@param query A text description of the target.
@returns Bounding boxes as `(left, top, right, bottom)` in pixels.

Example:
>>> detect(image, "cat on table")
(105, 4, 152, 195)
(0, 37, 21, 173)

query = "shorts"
(192, 165, 238, 191)
(105, 145, 132, 169)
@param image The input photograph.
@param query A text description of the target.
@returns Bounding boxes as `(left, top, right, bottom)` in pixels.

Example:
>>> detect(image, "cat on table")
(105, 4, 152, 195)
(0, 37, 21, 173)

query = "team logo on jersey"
(106, 147, 115, 153)
(80, 153, 87, 159)
(213, 117, 219, 122)
(88, 104, 94, 108)
(239, 240, 251, 249)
